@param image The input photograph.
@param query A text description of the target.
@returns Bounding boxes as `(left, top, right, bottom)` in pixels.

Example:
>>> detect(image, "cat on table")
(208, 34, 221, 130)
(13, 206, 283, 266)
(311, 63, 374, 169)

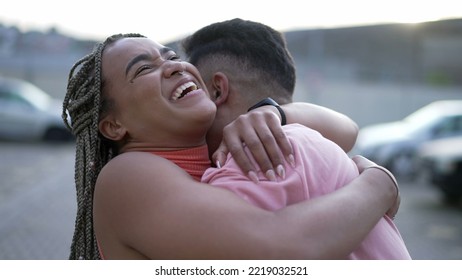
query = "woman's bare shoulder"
(96, 151, 192, 194)
(101, 151, 182, 176)
(104, 151, 172, 167)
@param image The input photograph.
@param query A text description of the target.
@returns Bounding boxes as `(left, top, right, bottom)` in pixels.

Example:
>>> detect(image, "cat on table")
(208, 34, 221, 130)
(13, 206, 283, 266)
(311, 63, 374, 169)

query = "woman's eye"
(170, 55, 181, 61)
(136, 65, 152, 75)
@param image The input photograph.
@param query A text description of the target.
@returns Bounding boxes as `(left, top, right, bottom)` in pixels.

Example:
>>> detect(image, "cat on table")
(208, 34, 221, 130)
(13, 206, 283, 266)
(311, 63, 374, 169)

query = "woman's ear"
(98, 116, 127, 141)
(211, 72, 229, 106)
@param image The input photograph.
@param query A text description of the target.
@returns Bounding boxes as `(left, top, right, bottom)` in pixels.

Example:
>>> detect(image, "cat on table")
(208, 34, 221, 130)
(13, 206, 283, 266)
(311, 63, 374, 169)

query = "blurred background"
(1, 0, 462, 260)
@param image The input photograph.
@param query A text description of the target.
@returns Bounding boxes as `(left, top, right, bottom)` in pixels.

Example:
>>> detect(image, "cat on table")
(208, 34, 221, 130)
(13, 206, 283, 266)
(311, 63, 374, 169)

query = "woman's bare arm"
(94, 152, 397, 259)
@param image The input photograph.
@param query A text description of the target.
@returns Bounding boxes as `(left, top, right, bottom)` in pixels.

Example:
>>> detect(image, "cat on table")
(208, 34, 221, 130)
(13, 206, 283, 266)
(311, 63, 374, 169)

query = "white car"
(418, 136, 462, 204)
(353, 100, 462, 179)
(0, 76, 73, 142)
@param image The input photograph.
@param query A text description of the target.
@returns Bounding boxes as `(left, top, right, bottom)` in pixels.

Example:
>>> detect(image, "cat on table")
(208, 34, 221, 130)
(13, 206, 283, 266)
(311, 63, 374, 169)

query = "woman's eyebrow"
(125, 47, 175, 76)
(125, 53, 151, 76)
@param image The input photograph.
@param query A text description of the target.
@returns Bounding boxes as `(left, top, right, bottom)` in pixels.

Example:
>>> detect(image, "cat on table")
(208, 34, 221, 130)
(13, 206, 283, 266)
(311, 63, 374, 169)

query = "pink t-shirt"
(202, 124, 411, 260)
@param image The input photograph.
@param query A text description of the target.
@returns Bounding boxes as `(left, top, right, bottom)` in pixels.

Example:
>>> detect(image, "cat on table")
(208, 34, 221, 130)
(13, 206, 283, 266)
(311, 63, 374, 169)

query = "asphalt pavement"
(0, 141, 76, 259)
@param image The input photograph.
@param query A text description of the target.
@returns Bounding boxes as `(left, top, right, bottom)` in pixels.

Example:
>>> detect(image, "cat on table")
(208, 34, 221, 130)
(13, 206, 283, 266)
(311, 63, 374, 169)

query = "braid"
(62, 33, 145, 260)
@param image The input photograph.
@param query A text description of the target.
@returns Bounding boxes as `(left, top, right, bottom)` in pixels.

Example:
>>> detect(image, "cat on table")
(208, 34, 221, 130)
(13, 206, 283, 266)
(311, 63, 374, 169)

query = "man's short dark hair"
(182, 18, 296, 100)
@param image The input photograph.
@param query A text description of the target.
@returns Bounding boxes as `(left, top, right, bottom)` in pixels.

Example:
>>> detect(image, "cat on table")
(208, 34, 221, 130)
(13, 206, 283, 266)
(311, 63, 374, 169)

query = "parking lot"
(0, 140, 461, 260)
(0, 141, 75, 259)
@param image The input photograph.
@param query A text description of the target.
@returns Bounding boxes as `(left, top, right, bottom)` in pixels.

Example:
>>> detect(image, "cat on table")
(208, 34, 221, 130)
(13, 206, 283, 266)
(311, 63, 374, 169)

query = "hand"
(212, 107, 294, 182)
(352, 155, 400, 219)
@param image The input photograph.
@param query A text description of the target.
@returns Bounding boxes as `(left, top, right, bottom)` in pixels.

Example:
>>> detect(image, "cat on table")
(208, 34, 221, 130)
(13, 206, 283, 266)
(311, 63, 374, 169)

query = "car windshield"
(404, 108, 440, 134)
(403, 101, 462, 136)
(14, 80, 52, 111)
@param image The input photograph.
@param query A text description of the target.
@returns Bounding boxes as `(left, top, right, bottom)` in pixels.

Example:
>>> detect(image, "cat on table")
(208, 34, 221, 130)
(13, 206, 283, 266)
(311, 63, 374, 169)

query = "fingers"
(214, 134, 261, 183)
(353, 155, 401, 219)
(244, 121, 285, 179)
(386, 193, 400, 219)
(218, 109, 294, 181)
(222, 117, 276, 181)
(211, 142, 228, 169)
(351, 155, 377, 173)
(268, 122, 295, 169)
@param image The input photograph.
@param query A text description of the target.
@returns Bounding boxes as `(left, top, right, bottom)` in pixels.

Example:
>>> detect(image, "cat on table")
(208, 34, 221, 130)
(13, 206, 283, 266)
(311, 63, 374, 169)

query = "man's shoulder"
(282, 123, 349, 161)
(282, 123, 326, 144)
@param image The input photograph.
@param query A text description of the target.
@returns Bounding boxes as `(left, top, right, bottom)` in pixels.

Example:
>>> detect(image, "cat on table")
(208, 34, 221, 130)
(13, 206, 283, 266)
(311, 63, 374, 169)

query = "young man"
(183, 19, 410, 259)
(182, 18, 359, 180)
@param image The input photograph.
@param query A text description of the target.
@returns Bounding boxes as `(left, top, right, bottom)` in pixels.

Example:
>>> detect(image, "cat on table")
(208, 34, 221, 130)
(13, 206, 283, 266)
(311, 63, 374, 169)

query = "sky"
(1, 0, 461, 43)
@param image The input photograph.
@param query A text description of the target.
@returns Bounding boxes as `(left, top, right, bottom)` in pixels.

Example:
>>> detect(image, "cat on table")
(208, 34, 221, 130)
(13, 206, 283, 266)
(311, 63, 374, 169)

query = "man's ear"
(98, 116, 127, 141)
(211, 72, 229, 106)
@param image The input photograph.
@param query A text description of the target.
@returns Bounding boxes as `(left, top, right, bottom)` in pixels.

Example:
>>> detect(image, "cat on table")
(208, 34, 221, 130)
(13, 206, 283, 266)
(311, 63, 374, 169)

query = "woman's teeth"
(172, 81, 198, 100)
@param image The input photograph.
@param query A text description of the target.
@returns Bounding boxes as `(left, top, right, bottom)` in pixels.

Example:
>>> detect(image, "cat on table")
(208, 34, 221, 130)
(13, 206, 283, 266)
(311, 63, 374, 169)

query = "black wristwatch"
(247, 97, 287, 126)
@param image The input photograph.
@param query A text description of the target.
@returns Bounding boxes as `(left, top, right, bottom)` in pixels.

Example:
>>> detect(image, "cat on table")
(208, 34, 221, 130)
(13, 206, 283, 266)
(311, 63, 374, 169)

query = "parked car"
(417, 136, 462, 204)
(352, 100, 462, 179)
(0, 76, 73, 142)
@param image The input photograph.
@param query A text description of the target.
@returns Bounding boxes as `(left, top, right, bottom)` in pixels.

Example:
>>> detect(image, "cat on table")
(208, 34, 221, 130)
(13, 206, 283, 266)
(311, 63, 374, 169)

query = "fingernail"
(276, 164, 285, 179)
(248, 171, 259, 183)
(288, 154, 295, 168)
(265, 169, 277, 182)
(216, 160, 222, 169)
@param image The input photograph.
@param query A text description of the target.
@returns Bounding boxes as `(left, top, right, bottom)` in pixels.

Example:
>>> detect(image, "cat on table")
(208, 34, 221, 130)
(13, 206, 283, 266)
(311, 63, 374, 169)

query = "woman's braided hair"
(62, 33, 145, 260)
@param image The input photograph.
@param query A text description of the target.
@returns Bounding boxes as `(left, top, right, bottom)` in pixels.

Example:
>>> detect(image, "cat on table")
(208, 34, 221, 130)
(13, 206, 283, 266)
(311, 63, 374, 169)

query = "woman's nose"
(164, 61, 187, 78)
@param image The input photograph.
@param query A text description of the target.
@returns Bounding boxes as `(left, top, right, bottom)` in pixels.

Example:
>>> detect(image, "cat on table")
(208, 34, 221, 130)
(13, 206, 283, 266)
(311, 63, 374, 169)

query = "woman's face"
(100, 37, 217, 149)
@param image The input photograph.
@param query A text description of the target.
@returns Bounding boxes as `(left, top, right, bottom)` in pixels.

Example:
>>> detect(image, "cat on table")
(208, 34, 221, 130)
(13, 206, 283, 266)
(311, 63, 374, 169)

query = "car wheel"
(43, 127, 74, 142)
(442, 192, 461, 205)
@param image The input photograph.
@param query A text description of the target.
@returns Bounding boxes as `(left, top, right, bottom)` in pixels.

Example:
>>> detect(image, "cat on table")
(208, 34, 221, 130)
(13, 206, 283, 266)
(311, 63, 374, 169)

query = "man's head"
(182, 18, 295, 105)
(182, 18, 296, 153)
